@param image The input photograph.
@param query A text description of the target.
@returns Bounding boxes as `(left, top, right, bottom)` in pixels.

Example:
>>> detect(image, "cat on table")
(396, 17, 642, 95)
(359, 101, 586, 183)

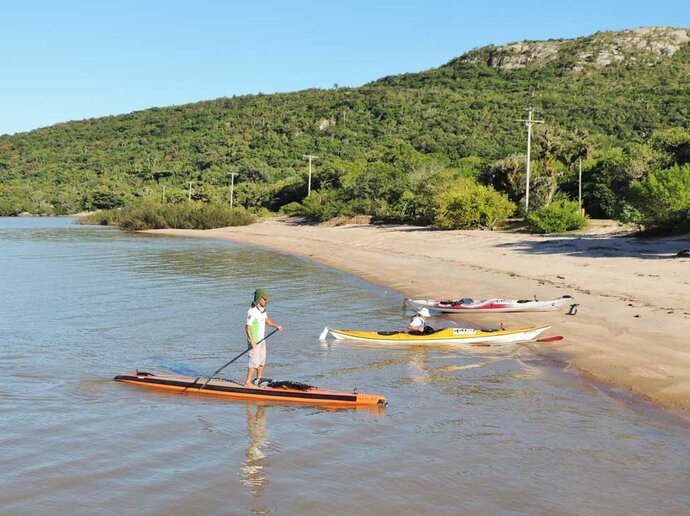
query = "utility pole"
(228, 172, 237, 208)
(578, 158, 582, 210)
(516, 107, 544, 213)
(187, 181, 194, 202)
(302, 155, 318, 196)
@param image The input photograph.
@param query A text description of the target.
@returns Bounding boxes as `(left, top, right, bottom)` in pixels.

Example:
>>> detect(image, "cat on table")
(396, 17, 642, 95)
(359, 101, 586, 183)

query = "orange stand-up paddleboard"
(114, 371, 387, 407)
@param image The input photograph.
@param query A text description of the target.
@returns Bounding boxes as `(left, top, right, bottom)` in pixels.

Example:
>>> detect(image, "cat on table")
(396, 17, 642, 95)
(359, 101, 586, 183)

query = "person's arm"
(246, 324, 256, 348)
(266, 316, 283, 331)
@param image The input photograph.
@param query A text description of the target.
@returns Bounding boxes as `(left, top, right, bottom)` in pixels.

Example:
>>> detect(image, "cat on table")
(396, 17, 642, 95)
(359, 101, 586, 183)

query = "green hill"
(1, 26, 689, 222)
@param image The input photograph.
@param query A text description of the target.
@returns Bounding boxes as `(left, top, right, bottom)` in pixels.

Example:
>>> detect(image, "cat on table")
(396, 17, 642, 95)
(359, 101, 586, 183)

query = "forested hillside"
(1, 27, 689, 231)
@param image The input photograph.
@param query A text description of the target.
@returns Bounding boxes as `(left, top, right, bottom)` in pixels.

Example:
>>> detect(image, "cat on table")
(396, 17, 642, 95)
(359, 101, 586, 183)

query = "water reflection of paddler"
(241, 404, 269, 496)
(407, 349, 432, 384)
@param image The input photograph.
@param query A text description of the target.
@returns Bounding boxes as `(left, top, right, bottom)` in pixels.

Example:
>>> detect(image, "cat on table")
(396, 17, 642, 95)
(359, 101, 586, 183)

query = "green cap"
(253, 288, 269, 303)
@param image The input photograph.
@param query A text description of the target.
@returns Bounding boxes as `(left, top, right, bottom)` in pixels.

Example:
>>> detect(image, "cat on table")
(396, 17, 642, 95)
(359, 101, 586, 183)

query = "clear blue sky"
(1, 0, 688, 135)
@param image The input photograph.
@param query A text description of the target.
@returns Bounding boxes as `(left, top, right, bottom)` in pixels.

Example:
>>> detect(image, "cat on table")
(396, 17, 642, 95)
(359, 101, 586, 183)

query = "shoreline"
(145, 219, 690, 417)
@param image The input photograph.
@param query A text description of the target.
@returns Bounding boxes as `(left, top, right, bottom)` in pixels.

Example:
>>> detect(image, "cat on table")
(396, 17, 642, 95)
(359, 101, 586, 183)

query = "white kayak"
(406, 295, 574, 314)
(321, 325, 555, 346)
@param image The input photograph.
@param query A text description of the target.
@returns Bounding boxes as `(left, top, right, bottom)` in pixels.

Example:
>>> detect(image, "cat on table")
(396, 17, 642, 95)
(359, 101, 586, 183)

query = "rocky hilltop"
(462, 27, 690, 71)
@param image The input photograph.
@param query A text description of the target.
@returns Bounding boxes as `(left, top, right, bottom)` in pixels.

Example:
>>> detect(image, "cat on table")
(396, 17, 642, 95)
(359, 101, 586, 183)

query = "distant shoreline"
(145, 219, 690, 417)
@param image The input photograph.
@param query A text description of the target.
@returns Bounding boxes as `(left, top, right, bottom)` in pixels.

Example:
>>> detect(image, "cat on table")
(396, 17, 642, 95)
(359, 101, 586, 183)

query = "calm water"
(1, 217, 688, 515)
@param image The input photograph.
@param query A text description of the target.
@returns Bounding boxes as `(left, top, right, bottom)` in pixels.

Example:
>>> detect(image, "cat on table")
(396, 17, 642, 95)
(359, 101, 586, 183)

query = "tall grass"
(80, 201, 256, 230)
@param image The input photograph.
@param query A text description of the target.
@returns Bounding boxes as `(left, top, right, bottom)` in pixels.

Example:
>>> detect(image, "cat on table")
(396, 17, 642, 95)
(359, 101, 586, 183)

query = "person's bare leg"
(244, 368, 256, 387)
(256, 365, 265, 383)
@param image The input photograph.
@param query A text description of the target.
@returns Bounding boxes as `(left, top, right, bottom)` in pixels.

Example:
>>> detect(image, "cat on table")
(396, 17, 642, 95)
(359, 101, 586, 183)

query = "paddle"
(534, 335, 564, 342)
(472, 335, 564, 347)
(189, 328, 281, 391)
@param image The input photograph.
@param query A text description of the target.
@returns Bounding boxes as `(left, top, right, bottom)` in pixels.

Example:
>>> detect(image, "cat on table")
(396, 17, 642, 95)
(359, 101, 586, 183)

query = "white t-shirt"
(409, 315, 425, 331)
(247, 306, 267, 344)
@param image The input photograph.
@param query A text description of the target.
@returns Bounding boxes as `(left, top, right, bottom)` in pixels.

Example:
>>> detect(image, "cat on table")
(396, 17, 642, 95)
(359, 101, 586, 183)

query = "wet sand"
(147, 219, 690, 414)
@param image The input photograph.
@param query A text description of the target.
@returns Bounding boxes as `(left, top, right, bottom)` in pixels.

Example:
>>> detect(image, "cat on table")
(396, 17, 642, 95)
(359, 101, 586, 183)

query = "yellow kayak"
(322, 325, 552, 345)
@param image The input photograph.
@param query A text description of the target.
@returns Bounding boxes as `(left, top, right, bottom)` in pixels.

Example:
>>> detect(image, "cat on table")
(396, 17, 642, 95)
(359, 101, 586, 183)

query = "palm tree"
(534, 125, 563, 205)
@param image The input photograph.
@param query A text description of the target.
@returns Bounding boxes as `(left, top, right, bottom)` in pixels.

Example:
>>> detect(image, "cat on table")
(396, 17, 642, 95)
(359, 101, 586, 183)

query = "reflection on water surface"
(0, 217, 688, 515)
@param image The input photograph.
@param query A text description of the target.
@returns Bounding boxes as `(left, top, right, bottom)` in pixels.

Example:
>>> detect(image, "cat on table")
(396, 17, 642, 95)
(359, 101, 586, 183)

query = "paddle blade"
(319, 327, 330, 340)
(537, 335, 564, 342)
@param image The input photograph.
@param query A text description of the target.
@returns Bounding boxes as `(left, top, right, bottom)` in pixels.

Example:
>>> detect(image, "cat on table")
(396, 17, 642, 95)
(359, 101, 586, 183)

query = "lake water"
(1, 217, 688, 515)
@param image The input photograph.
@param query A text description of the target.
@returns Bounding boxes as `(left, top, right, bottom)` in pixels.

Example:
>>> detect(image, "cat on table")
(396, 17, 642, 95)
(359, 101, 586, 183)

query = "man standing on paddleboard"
(244, 289, 283, 387)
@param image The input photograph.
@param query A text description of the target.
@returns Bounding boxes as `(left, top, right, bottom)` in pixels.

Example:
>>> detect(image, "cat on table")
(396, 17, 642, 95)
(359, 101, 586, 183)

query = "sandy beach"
(147, 219, 690, 414)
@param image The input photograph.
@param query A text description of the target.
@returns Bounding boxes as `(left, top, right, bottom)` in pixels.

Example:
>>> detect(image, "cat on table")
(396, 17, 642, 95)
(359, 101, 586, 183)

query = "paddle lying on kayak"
(406, 295, 574, 314)
(321, 325, 555, 345)
(114, 371, 388, 407)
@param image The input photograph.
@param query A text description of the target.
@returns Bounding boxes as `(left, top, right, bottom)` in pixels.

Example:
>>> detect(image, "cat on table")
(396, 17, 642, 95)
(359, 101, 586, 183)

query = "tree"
(650, 127, 690, 167)
(628, 163, 690, 231)
(581, 150, 629, 218)
(482, 154, 526, 204)
(534, 125, 564, 205)
(88, 189, 124, 210)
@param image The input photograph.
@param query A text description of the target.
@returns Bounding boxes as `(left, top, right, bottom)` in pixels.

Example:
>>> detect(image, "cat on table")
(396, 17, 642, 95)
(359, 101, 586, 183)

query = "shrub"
(0, 193, 24, 215)
(435, 179, 516, 230)
(341, 161, 406, 201)
(79, 201, 256, 230)
(527, 197, 588, 234)
(388, 189, 438, 225)
(347, 197, 391, 219)
(628, 164, 690, 232)
(299, 191, 344, 222)
(612, 201, 643, 225)
(80, 209, 120, 226)
(251, 207, 273, 219)
(89, 189, 125, 210)
(279, 201, 302, 216)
